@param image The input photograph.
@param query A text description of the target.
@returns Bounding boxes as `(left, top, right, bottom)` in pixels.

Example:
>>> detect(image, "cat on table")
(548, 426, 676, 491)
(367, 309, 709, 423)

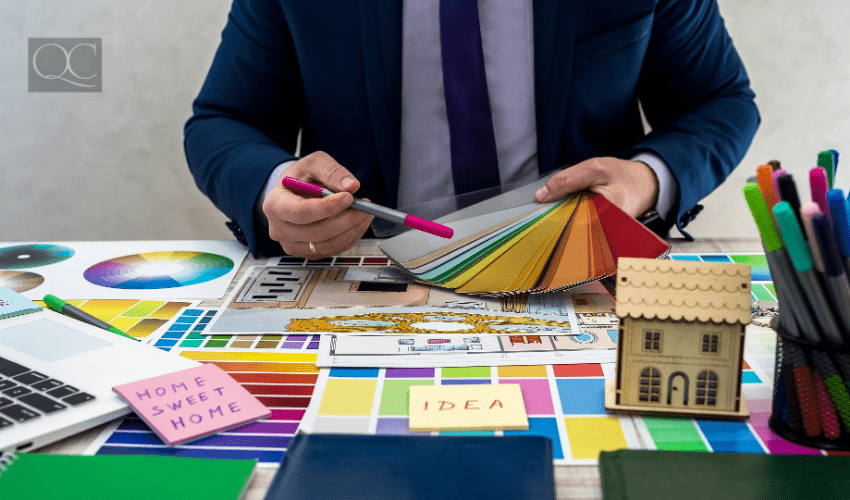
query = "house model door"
(667, 372, 689, 406)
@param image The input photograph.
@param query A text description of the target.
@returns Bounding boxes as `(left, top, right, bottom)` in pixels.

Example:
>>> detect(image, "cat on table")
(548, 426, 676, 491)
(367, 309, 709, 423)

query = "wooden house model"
(604, 257, 751, 419)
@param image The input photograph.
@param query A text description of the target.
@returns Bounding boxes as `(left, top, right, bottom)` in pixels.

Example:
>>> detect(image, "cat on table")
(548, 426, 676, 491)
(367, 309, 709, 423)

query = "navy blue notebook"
(265, 433, 555, 500)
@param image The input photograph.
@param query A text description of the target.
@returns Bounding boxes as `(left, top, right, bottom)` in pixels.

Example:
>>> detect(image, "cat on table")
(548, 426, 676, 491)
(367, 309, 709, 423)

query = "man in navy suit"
(185, 0, 759, 258)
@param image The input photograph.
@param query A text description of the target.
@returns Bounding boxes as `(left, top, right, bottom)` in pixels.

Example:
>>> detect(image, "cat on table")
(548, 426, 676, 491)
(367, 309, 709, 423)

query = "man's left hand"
(534, 157, 659, 218)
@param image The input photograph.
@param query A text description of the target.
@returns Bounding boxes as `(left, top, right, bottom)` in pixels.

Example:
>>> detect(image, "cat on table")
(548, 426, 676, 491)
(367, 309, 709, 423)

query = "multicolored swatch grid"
(34, 299, 192, 338)
(150, 308, 321, 351)
(670, 253, 775, 301)
(300, 345, 774, 465)
(89, 350, 319, 464)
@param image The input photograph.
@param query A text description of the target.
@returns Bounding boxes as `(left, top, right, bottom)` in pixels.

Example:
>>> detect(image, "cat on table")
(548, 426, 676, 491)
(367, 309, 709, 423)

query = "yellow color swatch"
(149, 302, 192, 320)
(319, 379, 377, 416)
(409, 384, 528, 432)
(563, 417, 628, 459)
(76, 299, 139, 322)
(109, 316, 142, 333)
(497, 365, 548, 378)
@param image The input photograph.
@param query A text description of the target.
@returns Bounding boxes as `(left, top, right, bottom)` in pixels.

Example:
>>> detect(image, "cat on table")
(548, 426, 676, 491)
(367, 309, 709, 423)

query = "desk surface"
(39, 237, 761, 500)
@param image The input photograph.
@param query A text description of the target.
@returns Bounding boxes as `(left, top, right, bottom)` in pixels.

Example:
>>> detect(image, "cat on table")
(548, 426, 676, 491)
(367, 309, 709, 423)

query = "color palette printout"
(148, 308, 321, 352)
(35, 299, 194, 338)
(86, 346, 319, 465)
(86, 252, 817, 465)
(0, 241, 247, 300)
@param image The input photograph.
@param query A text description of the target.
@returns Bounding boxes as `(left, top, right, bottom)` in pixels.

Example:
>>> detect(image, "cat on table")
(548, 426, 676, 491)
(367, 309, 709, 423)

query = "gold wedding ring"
(308, 241, 318, 254)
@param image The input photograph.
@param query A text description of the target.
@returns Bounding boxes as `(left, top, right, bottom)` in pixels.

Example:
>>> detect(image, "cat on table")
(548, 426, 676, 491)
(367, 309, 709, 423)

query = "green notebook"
(0, 453, 256, 500)
(600, 450, 850, 500)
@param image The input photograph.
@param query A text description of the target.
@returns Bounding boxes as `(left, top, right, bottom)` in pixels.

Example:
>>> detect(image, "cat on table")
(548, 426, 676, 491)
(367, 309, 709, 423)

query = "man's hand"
(263, 152, 374, 259)
(534, 157, 659, 218)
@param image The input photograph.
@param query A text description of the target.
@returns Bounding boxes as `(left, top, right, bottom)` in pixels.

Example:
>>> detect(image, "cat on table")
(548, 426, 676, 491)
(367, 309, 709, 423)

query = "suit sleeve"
(184, 0, 304, 256)
(626, 0, 760, 235)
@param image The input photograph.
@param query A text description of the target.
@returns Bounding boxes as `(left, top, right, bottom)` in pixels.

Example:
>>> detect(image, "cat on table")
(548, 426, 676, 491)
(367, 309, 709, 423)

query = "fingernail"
(536, 186, 548, 200)
(341, 177, 356, 191)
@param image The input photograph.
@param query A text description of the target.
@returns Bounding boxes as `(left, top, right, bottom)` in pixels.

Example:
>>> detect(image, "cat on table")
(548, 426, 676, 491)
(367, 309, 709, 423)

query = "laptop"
(0, 309, 198, 452)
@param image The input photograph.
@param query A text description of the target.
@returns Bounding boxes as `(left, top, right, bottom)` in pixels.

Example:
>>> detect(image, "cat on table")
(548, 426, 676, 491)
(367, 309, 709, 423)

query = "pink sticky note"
(113, 363, 271, 446)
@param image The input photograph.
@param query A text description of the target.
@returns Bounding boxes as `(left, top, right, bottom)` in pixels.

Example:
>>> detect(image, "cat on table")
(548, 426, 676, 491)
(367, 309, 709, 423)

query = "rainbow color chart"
(88, 350, 319, 463)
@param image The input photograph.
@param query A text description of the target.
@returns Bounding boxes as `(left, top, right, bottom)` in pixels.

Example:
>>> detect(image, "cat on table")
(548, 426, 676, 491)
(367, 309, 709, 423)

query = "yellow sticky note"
(408, 384, 528, 432)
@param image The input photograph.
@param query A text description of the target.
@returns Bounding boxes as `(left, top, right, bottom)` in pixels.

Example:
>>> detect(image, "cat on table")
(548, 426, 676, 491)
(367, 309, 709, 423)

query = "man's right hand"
(262, 152, 374, 259)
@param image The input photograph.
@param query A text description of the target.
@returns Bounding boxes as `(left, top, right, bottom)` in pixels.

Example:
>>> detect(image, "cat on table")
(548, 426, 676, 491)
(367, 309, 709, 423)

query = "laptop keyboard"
(0, 356, 95, 429)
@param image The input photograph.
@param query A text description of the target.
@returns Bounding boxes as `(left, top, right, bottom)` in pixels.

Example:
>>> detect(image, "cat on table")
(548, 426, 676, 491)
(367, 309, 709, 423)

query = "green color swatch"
(643, 416, 709, 451)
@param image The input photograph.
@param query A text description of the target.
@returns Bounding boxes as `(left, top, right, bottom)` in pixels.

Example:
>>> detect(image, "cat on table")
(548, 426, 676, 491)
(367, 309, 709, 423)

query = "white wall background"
(2, 0, 849, 244)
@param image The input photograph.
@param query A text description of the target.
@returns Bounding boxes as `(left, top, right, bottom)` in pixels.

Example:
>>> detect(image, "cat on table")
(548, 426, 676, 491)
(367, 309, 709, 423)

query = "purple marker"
(283, 177, 454, 239)
(772, 169, 787, 201)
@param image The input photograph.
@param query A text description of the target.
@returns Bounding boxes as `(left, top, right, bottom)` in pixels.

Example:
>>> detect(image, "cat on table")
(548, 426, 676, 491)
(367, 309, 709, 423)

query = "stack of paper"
(380, 181, 670, 295)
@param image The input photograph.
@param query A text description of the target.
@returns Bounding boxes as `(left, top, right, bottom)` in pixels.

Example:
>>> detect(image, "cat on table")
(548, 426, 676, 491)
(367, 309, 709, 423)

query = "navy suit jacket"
(185, 0, 759, 256)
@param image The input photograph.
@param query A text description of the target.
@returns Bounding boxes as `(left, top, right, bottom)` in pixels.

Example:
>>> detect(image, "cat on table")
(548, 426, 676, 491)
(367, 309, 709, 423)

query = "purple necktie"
(440, 0, 500, 195)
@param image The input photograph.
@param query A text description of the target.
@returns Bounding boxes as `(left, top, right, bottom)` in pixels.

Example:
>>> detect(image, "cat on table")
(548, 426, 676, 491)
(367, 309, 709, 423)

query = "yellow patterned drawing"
(286, 312, 572, 335)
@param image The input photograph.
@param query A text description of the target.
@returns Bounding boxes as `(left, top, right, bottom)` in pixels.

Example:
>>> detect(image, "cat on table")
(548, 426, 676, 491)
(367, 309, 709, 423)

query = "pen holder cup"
(769, 327, 850, 450)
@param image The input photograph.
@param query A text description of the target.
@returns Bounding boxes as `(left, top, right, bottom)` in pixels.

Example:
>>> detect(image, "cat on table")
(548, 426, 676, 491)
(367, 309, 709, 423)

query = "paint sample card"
(0, 240, 247, 300)
(379, 192, 671, 295)
(113, 363, 271, 446)
(409, 384, 528, 432)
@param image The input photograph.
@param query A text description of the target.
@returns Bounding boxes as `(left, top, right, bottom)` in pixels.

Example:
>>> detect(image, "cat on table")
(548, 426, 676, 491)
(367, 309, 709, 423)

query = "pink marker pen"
(282, 177, 454, 239)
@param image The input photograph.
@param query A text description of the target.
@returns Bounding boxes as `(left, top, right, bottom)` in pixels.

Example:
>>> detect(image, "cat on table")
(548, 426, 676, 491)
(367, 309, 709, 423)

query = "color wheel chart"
(84, 251, 233, 289)
(0, 270, 44, 293)
(0, 244, 74, 268)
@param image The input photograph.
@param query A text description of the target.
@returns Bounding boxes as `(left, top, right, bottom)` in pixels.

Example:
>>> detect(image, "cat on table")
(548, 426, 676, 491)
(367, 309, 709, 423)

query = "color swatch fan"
(379, 181, 670, 295)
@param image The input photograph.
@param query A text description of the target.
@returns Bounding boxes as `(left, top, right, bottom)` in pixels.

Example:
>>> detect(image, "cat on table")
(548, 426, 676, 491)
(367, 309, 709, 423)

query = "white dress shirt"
(264, 0, 677, 221)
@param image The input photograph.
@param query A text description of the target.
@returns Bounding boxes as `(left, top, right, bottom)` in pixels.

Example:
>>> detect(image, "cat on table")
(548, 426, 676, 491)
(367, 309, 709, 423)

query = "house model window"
(644, 331, 661, 351)
(701, 334, 719, 353)
(696, 370, 719, 406)
(638, 367, 661, 403)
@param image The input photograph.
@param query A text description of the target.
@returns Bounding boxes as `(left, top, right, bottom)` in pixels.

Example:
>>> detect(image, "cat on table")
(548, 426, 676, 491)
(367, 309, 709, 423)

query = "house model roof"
(615, 257, 752, 325)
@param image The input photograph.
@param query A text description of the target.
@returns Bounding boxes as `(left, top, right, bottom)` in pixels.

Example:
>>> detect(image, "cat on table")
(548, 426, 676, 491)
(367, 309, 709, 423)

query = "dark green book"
(600, 450, 850, 500)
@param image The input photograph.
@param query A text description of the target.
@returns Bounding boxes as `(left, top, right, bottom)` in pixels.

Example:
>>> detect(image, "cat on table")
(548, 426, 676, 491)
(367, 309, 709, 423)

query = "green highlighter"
(43, 294, 138, 341)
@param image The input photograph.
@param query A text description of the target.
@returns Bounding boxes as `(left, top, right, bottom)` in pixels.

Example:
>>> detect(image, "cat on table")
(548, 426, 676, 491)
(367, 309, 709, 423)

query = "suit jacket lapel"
(533, 0, 577, 174)
(359, 0, 402, 206)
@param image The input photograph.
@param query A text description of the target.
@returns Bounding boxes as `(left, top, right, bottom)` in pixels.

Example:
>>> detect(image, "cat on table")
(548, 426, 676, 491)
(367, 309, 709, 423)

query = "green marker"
(43, 294, 138, 341)
(819, 150, 836, 189)
(743, 184, 804, 340)
(773, 202, 843, 345)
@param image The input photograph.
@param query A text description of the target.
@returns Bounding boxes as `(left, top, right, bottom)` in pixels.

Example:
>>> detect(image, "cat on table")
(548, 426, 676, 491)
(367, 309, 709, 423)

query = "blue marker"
(828, 189, 850, 272)
(812, 213, 850, 344)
